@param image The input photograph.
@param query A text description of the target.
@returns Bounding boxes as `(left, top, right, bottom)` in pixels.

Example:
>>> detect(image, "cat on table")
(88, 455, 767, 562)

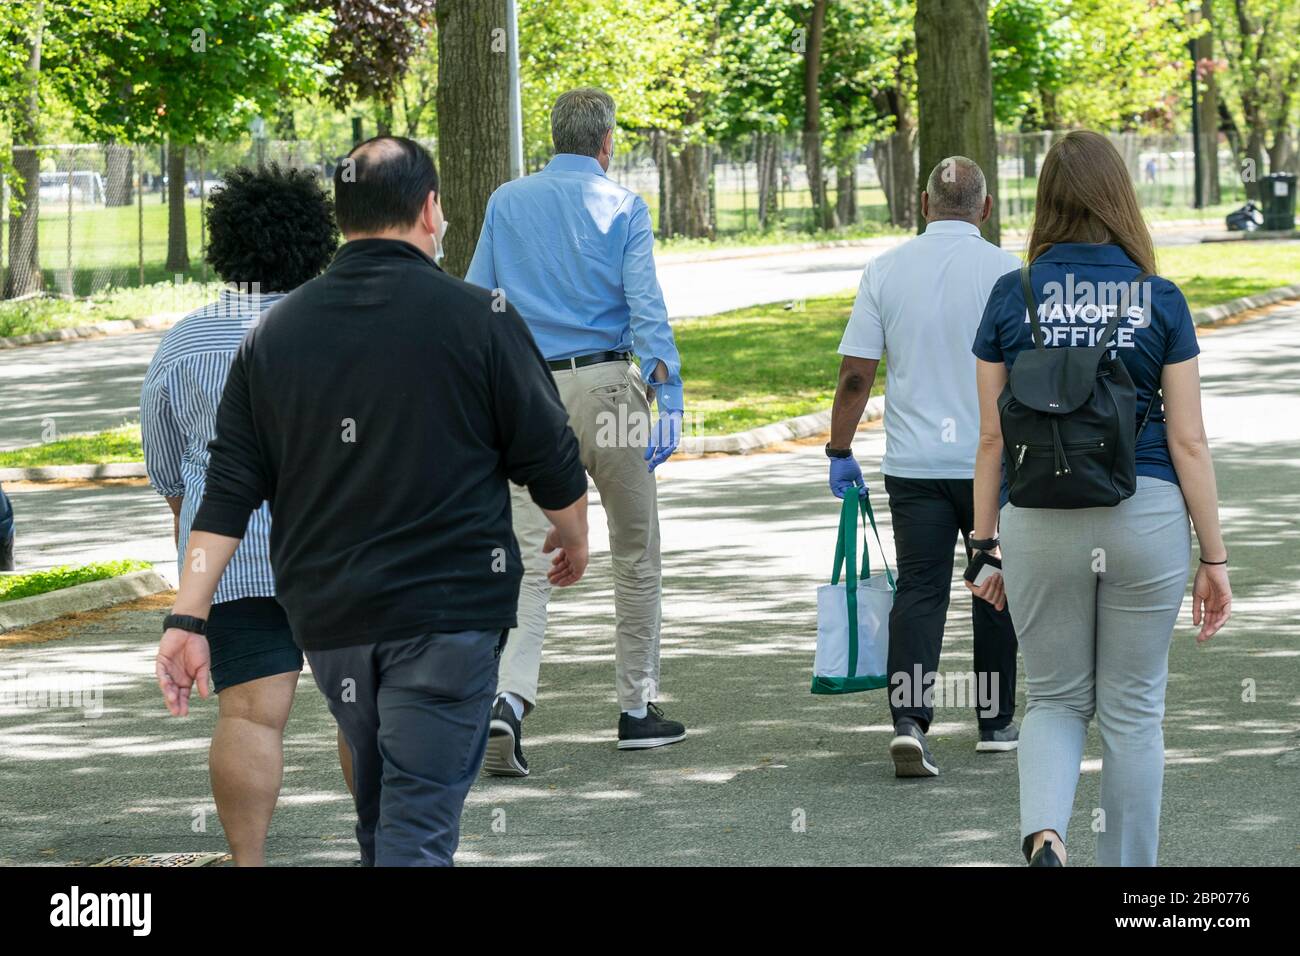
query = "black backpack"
(998, 263, 1158, 509)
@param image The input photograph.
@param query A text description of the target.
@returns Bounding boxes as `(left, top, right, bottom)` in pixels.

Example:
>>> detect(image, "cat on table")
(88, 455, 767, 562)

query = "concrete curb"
(0, 462, 148, 482)
(0, 312, 184, 351)
(0, 569, 172, 634)
(1191, 283, 1300, 324)
(679, 395, 884, 455)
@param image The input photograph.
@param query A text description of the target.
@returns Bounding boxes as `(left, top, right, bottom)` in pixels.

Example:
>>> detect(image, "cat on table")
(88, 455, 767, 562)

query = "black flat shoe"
(1028, 838, 1064, 866)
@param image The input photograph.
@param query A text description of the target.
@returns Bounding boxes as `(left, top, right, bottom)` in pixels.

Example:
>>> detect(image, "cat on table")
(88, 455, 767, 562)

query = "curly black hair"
(204, 163, 339, 293)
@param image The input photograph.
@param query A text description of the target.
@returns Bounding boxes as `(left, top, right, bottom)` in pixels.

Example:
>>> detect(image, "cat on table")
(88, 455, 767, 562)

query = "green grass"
(1155, 242, 1300, 309)
(676, 298, 886, 434)
(0, 559, 153, 603)
(676, 239, 1300, 434)
(0, 424, 143, 468)
(0, 279, 221, 339)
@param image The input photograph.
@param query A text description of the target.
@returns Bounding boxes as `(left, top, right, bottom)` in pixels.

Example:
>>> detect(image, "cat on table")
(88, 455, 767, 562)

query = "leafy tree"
(1212, 0, 1300, 195)
(310, 0, 435, 135)
(53, 0, 333, 271)
(0, 1, 149, 296)
(517, 0, 720, 238)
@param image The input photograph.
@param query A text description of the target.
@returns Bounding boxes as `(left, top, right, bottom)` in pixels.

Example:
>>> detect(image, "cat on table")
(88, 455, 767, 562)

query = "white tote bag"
(811, 490, 895, 694)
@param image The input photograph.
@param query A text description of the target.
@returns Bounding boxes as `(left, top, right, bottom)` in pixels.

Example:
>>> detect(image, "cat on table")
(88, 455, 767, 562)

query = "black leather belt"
(548, 350, 632, 372)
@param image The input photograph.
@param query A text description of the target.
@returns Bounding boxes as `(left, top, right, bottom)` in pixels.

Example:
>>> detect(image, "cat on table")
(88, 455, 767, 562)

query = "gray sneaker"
(889, 717, 938, 777)
(977, 722, 1019, 753)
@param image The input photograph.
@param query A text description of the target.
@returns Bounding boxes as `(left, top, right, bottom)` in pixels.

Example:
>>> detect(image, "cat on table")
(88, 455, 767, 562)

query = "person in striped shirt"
(140, 164, 348, 866)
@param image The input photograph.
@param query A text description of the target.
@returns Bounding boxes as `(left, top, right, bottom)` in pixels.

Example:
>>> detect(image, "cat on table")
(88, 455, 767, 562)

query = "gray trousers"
(1000, 477, 1190, 866)
(306, 628, 504, 866)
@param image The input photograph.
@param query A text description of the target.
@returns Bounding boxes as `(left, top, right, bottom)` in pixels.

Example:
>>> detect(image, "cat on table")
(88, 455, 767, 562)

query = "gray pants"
(1000, 477, 1190, 866)
(306, 628, 504, 866)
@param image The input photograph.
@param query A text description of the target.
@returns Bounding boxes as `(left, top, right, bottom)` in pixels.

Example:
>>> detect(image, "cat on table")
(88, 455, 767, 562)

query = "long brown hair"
(1026, 130, 1157, 275)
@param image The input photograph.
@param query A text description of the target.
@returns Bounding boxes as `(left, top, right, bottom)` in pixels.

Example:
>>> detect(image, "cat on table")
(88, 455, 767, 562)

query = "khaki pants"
(498, 359, 663, 713)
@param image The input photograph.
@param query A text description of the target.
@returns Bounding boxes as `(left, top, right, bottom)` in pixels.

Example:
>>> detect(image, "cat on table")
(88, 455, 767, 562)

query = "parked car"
(37, 171, 106, 205)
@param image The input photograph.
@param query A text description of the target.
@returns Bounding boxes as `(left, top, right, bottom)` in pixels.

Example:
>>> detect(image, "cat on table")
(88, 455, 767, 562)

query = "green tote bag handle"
(830, 491, 896, 678)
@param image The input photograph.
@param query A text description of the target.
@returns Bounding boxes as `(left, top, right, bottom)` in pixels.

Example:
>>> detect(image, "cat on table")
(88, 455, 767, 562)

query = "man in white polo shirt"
(826, 156, 1020, 778)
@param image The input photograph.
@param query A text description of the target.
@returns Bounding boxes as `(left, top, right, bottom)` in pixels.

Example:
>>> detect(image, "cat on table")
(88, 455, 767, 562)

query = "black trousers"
(306, 628, 505, 866)
(884, 475, 1017, 732)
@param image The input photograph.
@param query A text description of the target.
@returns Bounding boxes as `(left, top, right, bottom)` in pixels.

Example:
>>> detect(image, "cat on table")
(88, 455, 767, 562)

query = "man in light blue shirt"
(467, 88, 686, 774)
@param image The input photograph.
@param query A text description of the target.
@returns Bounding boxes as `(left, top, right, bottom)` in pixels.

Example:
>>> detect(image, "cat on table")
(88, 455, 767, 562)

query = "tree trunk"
(165, 140, 189, 273)
(834, 130, 857, 226)
(436, 0, 511, 278)
(275, 102, 298, 139)
(666, 140, 711, 239)
(1195, 0, 1221, 204)
(1244, 126, 1267, 199)
(376, 98, 394, 137)
(1020, 127, 1039, 181)
(756, 132, 780, 229)
(872, 88, 917, 228)
(104, 143, 134, 207)
(654, 130, 673, 238)
(4, 0, 44, 300)
(915, 0, 1000, 243)
(802, 0, 833, 232)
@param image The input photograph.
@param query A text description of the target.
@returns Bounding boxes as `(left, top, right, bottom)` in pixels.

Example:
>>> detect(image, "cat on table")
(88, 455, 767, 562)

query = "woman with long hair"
(966, 130, 1232, 866)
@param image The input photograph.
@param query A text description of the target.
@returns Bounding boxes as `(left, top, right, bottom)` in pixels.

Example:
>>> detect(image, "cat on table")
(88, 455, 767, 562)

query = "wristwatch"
(825, 442, 854, 459)
(969, 536, 999, 552)
(163, 613, 207, 635)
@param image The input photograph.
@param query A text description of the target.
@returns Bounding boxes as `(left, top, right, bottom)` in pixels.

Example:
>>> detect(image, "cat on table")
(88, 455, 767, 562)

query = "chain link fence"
(0, 130, 1275, 302)
(1, 135, 430, 301)
(608, 129, 1259, 238)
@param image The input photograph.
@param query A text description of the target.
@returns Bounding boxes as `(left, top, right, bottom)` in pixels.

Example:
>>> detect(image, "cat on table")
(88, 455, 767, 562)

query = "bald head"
(924, 156, 988, 224)
(333, 135, 439, 237)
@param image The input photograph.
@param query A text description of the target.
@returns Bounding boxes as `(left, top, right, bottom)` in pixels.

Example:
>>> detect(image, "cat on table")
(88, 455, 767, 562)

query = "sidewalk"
(0, 304, 1296, 866)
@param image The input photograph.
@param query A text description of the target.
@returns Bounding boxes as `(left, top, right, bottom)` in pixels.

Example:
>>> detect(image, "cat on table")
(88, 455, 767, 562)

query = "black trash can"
(1260, 172, 1297, 231)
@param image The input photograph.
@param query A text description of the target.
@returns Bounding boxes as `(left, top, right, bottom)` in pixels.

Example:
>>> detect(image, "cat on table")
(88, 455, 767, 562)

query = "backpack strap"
(1138, 388, 1163, 436)
(1020, 263, 1046, 350)
(1126, 271, 1162, 437)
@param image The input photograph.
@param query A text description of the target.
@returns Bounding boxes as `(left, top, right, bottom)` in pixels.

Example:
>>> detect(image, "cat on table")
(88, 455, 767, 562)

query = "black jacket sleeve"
(192, 334, 271, 538)
(489, 305, 588, 510)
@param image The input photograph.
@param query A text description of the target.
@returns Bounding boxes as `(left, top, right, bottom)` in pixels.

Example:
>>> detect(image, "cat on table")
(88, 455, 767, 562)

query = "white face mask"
(434, 219, 449, 265)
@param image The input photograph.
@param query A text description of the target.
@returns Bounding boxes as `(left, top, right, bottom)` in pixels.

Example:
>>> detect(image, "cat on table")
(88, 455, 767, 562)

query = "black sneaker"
(617, 702, 686, 750)
(976, 722, 1019, 753)
(889, 717, 938, 777)
(0, 534, 12, 573)
(482, 697, 528, 777)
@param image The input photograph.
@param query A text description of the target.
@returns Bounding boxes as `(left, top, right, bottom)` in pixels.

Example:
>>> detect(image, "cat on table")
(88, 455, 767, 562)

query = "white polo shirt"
(838, 219, 1020, 479)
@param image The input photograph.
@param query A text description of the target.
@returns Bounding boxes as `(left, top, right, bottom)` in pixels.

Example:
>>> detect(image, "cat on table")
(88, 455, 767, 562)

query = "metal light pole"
(506, 0, 525, 179)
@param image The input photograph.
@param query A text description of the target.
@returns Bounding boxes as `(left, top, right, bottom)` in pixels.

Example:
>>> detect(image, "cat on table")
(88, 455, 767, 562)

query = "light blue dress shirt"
(466, 153, 683, 410)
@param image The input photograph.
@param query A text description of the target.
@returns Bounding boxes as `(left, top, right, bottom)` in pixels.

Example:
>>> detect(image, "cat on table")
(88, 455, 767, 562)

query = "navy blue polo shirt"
(972, 242, 1200, 495)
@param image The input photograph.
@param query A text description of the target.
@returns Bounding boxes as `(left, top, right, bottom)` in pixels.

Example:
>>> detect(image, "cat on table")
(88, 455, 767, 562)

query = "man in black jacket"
(154, 137, 590, 866)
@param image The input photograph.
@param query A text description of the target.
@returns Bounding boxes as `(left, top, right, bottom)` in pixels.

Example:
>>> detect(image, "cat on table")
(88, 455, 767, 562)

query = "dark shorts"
(208, 597, 303, 694)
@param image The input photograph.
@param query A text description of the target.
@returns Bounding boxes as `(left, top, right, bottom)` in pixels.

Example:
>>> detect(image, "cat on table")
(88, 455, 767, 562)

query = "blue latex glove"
(645, 407, 683, 472)
(829, 455, 868, 499)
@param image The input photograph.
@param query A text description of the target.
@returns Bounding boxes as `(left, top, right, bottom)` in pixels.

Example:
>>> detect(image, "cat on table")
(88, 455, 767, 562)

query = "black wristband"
(969, 536, 999, 552)
(1198, 556, 1228, 566)
(825, 443, 854, 459)
(163, 613, 207, 635)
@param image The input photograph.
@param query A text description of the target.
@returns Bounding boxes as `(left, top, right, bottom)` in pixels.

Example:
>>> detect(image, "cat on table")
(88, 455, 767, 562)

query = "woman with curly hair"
(140, 163, 347, 866)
